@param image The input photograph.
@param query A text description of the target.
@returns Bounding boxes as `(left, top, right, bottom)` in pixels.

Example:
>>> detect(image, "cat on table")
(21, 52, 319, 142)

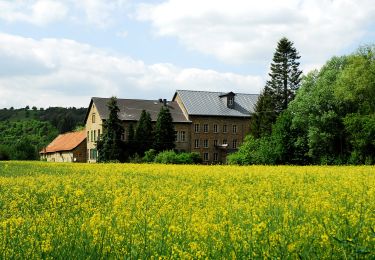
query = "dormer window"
(219, 91, 236, 109)
(228, 96, 234, 106)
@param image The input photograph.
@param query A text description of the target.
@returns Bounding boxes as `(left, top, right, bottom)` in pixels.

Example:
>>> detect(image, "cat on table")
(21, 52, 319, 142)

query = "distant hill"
(0, 106, 87, 133)
(0, 106, 87, 160)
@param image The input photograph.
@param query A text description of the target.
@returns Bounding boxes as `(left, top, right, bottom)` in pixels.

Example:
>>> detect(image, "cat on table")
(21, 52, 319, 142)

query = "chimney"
(163, 99, 167, 106)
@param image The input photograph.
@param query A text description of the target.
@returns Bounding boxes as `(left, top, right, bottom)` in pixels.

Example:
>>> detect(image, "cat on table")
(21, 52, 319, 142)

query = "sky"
(0, 0, 374, 108)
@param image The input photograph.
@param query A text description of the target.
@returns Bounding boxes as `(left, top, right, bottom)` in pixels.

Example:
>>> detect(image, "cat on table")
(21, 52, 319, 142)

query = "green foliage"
(267, 37, 302, 110)
(236, 44, 375, 165)
(13, 137, 38, 160)
(154, 150, 177, 164)
(153, 106, 175, 152)
(97, 97, 124, 162)
(127, 123, 135, 142)
(142, 149, 157, 163)
(227, 135, 276, 165)
(0, 120, 58, 160)
(0, 106, 86, 133)
(344, 114, 375, 164)
(0, 145, 11, 160)
(135, 110, 153, 156)
(250, 37, 302, 137)
(154, 150, 202, 164)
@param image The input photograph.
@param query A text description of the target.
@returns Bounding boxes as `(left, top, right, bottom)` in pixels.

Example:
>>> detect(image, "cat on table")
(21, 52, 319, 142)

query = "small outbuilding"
(40, 130, 87, 162)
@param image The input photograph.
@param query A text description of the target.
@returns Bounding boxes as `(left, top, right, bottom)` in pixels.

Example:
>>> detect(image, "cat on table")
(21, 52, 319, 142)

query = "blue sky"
(0, 0, 374, 108)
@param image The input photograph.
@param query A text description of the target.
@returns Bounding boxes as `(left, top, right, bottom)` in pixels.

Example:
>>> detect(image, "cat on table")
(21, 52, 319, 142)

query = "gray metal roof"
(173, 90, 259, 117)
(91, 97, 190, 123)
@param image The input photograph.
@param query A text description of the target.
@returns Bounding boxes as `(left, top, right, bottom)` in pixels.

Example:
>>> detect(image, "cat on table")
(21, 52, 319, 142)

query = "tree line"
(0, 107, 86, 160)
(229, 39, 375, 165)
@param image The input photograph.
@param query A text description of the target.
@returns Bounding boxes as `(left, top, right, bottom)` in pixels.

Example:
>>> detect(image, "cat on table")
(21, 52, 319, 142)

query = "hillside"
(0, 106, 87, 160)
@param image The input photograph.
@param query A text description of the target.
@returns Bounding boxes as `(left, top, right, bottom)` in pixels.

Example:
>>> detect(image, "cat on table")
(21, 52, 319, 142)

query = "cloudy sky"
(0, 0, 374, 108)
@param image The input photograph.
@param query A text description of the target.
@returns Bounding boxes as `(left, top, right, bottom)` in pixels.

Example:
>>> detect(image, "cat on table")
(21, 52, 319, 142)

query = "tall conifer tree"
(97, 97, 124, 162)
(250, 37, 302, 137)
(153, 106, 175, 152)
(135, 110, 153, 155)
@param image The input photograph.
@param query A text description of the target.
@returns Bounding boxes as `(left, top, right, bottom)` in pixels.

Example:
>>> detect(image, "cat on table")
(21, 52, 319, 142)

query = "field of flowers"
(0, 161, 374, 258)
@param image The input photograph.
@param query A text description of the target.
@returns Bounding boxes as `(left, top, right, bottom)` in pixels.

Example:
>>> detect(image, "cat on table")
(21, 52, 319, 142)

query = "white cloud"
(0, 0, 129, 27)
(0, 0, 67, 25)
(72, 0, 129, 28)
(0, 33, 262, 108)
(136, 0, 375, 65)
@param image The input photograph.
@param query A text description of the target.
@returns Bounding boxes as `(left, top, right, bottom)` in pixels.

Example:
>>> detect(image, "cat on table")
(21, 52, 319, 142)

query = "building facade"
(172, 90, 258, 163)
(40, 130, 87, 162)
(85, 90, 258, 163)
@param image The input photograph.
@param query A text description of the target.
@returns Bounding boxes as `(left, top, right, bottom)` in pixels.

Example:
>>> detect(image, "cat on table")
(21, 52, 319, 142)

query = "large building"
(85, 90, 258, 163)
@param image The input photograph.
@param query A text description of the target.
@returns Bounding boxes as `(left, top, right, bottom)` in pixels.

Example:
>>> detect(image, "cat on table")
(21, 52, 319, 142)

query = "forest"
(229, 44, 375, 165)
(0, 107, 86, 160)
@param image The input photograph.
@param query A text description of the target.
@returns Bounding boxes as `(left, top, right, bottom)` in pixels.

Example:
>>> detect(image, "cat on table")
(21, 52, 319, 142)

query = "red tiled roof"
(40, 130, 86, 154)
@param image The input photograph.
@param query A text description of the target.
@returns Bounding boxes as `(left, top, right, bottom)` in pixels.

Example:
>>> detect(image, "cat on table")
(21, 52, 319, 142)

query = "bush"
(0, 145, 11, 160)
(227, 135, 277, 165)
(154, 150, 177, 164)
(176, 152, 202, 164)
(143, 149, 157, 163)
(154, 150, 202, 164)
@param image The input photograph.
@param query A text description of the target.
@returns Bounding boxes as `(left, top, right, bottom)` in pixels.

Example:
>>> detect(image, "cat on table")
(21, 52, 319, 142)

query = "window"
(90, 149, 97, 160)
(203, 152, 209, 161)
(94, 130, 96, 141)
(222, 139, 227, 145)
(223, 124, 227, 133)
(175, 131, 178, 141)
(203, 139, 209, 148)
(87, 149, 89, 160)
(233, 125, 237, 134)
(180, 131, 186, 142)
(92, 113, 96, 123)
(213, 124, 218, 133)
(98, 129, 100, 140)
(214, 140, 218, 146)
(91, 130, 93, 143)
(194, 139, 199, 148)
(203, 124, 209, 133)
(233, 139, 237, 149)
(194, 124, 200, 133)
(87, 131, 89, 142)
(228, 97, 234, 106)
(213, 153, 218, 161)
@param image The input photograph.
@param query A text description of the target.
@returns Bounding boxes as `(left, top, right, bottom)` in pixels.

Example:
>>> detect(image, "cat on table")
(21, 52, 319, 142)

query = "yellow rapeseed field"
(0, 161, 374, 258)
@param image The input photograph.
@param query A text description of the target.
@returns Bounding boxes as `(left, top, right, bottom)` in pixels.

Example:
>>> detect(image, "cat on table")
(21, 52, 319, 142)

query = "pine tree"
(134, 110, 153, 155)
(250, 37, 302, 137)
(153, 106, 175, 152)
(128, 123, 135, 142)
(249, 88, 276, 138)
(97, 97, 124, 162)
(267, 37, 302, 111)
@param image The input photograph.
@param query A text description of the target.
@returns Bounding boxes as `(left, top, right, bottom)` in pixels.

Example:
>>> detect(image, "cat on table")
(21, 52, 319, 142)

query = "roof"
(87, 97, 190, 123)
(173, 90, 259, 117)
(40, 130, 86, 154)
